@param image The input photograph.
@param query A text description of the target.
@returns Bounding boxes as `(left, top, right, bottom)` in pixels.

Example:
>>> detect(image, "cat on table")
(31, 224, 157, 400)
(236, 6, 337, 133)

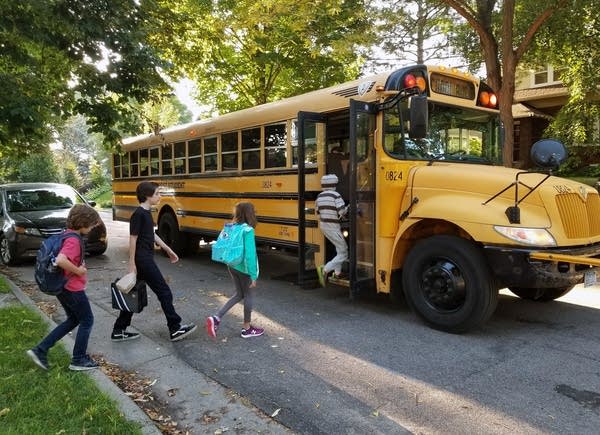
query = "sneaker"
(206, 316, 220, 339)
(69, 355, 99, 371)
(111, 330, 140, 342)
(317, 265, 326, 287)
(26, 348, 49, 370)
(170, 323, 197, 342)
(241, 325, 264, 338)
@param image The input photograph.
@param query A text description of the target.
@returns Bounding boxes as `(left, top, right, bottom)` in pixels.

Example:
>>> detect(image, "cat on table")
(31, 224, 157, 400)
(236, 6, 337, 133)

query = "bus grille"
(555, 192, 600, 238)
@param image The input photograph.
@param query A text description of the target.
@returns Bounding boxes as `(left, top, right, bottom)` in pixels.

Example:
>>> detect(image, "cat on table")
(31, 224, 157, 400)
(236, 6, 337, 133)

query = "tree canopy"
(441, 0, 600, 165)
(0, 0, 171, 157)
(152, 0, 375, 114)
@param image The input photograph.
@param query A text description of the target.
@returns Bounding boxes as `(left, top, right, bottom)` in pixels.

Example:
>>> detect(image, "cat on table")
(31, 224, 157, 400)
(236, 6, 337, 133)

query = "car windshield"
(383, 102, 503, 165)
(6, 186, 83, 212)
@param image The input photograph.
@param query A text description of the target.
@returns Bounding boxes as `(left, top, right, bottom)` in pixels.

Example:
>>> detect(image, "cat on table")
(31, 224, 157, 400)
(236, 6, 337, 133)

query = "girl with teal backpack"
(207, 202, 263, 339)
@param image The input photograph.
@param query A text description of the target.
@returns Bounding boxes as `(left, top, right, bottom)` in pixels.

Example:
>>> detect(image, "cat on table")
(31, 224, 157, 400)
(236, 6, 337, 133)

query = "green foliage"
(525, 0, 600, 147)
(153, 0, 374, 114)
(16, 153, 61, 183)
(0, 0, 172, 154)
(61, 160, 85, 191)
(0, 304, 142, 434)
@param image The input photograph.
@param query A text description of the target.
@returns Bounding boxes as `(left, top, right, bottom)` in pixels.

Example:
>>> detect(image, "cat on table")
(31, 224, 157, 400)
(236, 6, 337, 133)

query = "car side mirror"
(409, 95, 428, 139)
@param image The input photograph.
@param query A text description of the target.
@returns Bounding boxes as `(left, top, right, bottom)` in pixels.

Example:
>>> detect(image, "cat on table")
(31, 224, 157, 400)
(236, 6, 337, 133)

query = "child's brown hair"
(233, 202, 257, 228)
(66, 204, 100, 230)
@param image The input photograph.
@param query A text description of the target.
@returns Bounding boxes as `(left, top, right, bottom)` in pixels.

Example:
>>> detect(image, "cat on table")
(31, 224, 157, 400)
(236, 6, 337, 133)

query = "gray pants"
(217, 267, 255, 323)
(320, 222, 348, 275)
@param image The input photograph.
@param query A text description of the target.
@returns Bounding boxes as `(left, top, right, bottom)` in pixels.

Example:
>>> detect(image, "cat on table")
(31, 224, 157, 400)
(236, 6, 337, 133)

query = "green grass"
(0, 305, 142, 434)
(91, 189, 112, 209)
(564, 176, 597, 187)
(0, 275, 9, 294)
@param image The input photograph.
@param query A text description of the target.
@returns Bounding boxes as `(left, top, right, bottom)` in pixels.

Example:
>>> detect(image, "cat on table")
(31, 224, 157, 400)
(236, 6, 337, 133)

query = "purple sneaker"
(241, 325, 264, 338)
(206, 316, 220, 339)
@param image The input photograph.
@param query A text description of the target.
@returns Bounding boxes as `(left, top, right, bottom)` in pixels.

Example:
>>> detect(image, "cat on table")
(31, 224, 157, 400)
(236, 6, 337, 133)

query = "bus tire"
(508, 285, 574, 302)
(402, 235, 498, 333)
(157, 212, 185, 256)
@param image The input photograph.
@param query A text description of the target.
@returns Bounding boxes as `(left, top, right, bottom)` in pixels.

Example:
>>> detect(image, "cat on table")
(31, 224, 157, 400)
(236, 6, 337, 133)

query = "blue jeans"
(36, 290, 94, 363)
(113, 254, 182, 333)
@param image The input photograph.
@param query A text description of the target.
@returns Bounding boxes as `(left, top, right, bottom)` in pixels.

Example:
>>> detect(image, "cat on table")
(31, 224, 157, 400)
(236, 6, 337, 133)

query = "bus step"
(328, 275, 350, 287)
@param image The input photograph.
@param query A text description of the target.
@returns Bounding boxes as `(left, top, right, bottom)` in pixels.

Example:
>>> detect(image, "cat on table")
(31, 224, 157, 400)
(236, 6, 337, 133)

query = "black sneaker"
(170, 323, 197, 342)
(26, 348, 49, 370)
(69, 355, 99, 371)
(111, 330, 140, 342)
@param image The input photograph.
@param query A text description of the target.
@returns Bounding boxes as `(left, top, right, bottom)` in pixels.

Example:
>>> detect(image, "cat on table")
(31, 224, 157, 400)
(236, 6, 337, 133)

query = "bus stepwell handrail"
(530, 252, 600, 267)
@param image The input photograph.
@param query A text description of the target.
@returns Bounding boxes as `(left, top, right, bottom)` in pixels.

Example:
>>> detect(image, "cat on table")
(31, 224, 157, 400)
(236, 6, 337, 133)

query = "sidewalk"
(2, 273, 289, 434)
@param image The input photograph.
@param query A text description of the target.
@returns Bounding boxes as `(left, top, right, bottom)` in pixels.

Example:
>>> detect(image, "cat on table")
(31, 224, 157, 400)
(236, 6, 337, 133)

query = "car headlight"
(493, 226, 556, 247)
(14, 226, 42, 237)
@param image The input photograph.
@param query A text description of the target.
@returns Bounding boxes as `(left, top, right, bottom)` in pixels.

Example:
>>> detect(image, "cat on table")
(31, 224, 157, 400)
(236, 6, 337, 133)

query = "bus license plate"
(584, 270, 597, 287)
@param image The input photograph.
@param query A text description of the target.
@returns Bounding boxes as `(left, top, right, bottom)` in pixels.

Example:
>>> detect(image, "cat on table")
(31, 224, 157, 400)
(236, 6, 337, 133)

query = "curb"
(3, 275, 161, 435)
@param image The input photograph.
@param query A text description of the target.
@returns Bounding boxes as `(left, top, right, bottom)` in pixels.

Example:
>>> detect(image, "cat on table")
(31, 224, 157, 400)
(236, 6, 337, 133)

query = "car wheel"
(0, 234, 18, 265)
(508, 285, 574, 302)
(402, 235, 498, 333)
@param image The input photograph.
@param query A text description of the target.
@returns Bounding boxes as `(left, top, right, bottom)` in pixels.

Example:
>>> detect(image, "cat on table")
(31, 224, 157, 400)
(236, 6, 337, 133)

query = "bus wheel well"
(389, 219, 473, 302)
(157, 208, 187, 256)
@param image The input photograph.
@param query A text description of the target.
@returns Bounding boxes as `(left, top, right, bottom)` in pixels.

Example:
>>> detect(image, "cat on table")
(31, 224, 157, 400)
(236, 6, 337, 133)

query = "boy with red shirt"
(27, 204, 101, 371)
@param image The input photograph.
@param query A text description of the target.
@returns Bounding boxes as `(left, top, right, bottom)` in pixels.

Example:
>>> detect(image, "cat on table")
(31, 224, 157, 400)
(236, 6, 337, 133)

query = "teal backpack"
(211, 223, 249, 266)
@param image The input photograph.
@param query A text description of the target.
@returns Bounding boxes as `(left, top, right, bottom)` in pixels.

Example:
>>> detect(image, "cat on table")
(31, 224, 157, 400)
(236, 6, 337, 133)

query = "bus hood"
(408, 163, 600, 245)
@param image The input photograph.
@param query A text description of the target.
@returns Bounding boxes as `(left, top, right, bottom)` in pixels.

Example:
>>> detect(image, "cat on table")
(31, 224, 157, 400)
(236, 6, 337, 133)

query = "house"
(512, 65, 569, 168)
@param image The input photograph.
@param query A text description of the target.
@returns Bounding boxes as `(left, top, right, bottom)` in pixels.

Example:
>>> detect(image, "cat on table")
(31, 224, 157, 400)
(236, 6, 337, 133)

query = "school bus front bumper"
(484, 244, 600, 289)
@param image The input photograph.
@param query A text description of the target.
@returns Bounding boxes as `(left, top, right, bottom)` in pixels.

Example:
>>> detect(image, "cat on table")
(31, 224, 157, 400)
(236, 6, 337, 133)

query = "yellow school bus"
(112, 64, 600, 332)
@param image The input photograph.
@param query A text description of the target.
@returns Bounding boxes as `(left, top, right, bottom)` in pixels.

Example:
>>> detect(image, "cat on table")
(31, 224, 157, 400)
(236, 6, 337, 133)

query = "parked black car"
(0, 183, 107, 265)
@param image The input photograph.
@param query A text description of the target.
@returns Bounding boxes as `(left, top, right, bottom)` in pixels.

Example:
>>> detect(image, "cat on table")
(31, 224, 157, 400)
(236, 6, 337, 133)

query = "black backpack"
(34, 232, 84, 295)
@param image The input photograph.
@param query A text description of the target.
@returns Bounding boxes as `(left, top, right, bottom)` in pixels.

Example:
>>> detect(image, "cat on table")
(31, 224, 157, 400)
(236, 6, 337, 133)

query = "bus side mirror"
(409, 95, 428, 139)
(530, 139, 567, 169)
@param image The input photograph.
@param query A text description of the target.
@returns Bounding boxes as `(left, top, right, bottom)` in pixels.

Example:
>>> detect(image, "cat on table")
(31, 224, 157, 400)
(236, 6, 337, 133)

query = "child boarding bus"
(112, 64, 600, 333)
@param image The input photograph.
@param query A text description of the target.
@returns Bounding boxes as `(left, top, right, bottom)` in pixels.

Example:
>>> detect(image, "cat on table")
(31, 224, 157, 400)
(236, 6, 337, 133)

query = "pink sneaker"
(206, 316, 219, 339)
(241, 325, 264, 338)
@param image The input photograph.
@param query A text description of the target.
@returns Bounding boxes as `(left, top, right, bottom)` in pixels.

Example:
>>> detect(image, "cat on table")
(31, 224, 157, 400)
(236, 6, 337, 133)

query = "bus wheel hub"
(422, 261, 466, 311)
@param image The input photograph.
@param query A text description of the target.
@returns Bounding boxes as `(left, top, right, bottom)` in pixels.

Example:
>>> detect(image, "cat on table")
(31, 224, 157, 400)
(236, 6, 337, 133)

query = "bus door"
(297, 111, 326, 287)
(349, 100, 377, 298)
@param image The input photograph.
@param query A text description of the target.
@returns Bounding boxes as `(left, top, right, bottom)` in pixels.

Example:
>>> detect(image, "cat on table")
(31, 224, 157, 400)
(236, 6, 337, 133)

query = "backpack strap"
(60, 232, 85, 266)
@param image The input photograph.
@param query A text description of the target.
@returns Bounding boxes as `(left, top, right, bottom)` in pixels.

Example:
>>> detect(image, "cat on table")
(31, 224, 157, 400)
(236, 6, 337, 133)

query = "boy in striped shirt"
(315, 174, 348, 286)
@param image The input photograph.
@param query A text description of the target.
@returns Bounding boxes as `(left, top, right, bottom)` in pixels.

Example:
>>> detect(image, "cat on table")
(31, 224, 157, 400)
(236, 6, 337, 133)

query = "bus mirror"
(530, 139, 567, 169)
(409, 95, 428, 139)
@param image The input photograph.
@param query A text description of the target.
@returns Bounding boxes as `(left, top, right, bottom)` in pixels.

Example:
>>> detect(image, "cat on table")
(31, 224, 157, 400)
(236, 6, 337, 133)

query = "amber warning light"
(479, 91, 498, 108)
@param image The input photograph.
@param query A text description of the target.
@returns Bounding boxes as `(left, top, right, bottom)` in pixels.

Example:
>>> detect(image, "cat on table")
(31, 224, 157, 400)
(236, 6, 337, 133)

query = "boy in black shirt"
(111, 181, 197, 342)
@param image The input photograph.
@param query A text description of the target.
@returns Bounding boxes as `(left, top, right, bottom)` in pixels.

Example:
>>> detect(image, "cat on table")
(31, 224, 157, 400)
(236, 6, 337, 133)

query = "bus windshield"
(383, 102, 503, 165)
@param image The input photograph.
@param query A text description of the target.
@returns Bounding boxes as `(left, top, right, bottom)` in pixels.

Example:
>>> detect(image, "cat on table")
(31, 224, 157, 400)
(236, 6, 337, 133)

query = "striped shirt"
(316, 190, 346, 223)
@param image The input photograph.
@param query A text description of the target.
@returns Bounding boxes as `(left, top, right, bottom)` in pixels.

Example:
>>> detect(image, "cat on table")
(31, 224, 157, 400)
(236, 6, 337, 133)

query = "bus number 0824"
(385, 170, 402, 181)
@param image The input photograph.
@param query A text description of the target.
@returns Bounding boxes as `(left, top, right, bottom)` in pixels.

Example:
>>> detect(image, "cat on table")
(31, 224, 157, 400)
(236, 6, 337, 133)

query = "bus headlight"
(493, 226, 556, 247)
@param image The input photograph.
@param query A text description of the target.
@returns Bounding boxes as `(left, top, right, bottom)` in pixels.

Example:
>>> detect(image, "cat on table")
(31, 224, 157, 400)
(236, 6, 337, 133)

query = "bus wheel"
(402, 235, 498, 333)
(508, 285, 574, 302)
(157, 212, 185, 256)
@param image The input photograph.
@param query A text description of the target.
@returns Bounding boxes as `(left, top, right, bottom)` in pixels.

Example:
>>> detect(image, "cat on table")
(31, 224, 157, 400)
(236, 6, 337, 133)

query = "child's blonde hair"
(233, 202, 257, 228)
(66, 204, 100, 230)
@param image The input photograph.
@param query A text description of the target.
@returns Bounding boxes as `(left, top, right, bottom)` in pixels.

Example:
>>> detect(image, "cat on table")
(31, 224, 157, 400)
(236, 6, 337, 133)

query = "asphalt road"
(11, 210, 600, 434)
